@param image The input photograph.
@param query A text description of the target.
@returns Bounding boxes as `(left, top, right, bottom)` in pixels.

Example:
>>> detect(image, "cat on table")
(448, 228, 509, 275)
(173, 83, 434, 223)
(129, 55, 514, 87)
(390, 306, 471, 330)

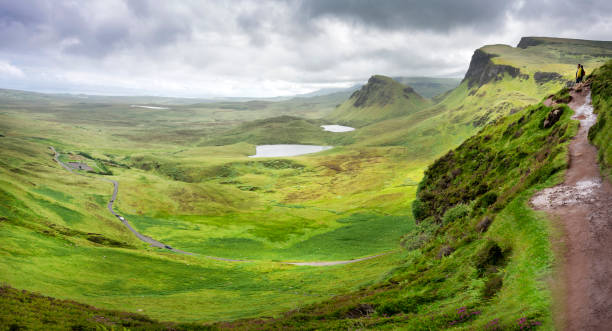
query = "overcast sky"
(1, 0, 611, 97)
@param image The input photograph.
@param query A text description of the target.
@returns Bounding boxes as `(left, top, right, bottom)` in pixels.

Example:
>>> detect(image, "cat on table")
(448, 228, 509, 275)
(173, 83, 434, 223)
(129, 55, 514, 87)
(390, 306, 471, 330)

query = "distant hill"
(392, 77, 461, 98)
(299, 77, 460, 100)
(326, 75, 431, 127)
(294, 85, 362, 98)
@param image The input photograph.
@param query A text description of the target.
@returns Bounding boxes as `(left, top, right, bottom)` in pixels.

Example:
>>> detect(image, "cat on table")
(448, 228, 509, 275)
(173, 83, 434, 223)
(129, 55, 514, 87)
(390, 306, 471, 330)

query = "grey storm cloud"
(0, 0, 611, 97)
(297, 0, 514, 31)
(0, 0, 193, 57)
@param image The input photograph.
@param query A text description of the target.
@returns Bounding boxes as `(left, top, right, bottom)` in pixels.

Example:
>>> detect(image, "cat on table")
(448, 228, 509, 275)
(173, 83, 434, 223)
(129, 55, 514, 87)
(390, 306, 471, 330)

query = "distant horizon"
(0, 75, 463, 100)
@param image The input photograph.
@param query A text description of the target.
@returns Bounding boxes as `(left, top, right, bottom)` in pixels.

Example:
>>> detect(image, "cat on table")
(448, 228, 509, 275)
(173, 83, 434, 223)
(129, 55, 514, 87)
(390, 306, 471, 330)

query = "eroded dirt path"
(531, 85, 612, 330)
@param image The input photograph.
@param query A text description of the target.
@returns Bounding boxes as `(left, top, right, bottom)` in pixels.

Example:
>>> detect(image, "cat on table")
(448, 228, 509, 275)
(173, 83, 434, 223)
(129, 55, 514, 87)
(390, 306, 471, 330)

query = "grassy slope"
(219, 81, 580, 330)
(0, 285, 180, 331)
(327, 75, 431, 127)
(589, 60, 612, 176)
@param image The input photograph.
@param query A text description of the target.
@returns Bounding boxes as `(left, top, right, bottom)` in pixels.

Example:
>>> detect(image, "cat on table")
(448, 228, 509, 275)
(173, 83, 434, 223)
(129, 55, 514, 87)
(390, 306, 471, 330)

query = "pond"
(249, 145, 333, 158)
(321, 125, 355, 132)
(130, 105, 169, 110)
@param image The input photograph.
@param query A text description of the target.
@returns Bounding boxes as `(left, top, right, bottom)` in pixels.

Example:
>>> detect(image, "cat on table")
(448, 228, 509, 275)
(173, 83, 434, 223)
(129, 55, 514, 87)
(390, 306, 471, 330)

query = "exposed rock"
(402, 86, 417, 99)
(351, 75, 394, 108)
(472, 109, 494, 127)
(437, 245, 455, 259)
(517, 37, 545, 49)
(462, 49, 524, 88)
(543, 107, 564, 128)
(475, 216, 493, 233)
(345, 304, 375, 318)
(534, 71, 564, 85)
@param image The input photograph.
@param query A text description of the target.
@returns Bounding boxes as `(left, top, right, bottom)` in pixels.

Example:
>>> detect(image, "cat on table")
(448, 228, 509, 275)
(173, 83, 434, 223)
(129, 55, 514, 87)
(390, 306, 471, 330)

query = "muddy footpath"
(532, 83, 612, 330)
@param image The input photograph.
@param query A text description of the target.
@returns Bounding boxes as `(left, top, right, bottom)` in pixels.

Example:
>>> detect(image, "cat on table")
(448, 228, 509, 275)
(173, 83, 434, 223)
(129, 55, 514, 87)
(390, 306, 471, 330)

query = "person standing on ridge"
(576, 64, 585, 83)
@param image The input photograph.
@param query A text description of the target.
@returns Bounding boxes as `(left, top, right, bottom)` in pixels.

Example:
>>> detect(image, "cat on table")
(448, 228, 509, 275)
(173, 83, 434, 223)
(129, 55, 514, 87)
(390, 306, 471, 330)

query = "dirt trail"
(531, 84, 612, 330)
(50, 146, 392, 266)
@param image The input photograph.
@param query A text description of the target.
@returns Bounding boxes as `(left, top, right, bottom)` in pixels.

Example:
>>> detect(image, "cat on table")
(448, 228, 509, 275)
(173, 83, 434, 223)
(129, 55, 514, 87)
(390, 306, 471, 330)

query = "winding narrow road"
(50, 146, 393, 266)
(531, 84, 612, 330)
(50, 146, 193, 255)
(283, 251, 394, 266)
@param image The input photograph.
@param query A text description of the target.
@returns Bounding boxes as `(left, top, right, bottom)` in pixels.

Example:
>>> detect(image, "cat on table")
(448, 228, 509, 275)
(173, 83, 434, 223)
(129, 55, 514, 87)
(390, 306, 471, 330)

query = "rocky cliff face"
(461, 49, 527, 88)
(534, 71, 564, 85)
(517, 37, 545, 49)
(350, 75, 394, 107)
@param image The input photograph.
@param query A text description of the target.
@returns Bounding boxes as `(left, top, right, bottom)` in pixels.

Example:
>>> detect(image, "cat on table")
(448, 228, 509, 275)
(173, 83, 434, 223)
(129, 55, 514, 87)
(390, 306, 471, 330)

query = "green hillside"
(217, 63, 612, 331)
(350, 37, 612, 159)
(327, 75, 431, 127)
(589, 60, 612, 176)
(1, 37, 612, 330)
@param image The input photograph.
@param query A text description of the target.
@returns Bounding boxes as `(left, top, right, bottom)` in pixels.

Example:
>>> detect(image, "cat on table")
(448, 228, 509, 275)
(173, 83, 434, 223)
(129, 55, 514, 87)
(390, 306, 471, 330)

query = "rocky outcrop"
(349, 75, 415, 108)
(534, 71, 564, 85)
(543, 106, 564, 128)
(517, 37, 545, 49)
(462, 49, 527, 88)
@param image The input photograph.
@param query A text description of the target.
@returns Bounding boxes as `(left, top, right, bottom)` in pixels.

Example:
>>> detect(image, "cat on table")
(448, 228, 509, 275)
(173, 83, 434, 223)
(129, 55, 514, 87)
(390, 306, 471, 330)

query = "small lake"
(321, 125, 355, 132)
(249, 145, 333, 158)
(130, 105, 169, 110)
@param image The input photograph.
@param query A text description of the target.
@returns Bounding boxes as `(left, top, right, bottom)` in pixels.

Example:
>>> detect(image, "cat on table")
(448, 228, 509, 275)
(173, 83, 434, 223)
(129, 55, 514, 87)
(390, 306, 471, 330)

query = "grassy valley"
(1, 37, 612, 330)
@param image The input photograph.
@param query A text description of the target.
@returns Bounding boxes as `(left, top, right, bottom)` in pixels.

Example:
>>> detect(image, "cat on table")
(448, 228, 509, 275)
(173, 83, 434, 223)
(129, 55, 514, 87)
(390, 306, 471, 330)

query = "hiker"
(576, 64, 585, 83)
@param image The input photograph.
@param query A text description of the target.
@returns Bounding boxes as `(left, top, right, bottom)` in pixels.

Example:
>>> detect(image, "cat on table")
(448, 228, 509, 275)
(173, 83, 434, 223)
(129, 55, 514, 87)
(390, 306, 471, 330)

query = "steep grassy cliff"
(589, 60, 612, 176)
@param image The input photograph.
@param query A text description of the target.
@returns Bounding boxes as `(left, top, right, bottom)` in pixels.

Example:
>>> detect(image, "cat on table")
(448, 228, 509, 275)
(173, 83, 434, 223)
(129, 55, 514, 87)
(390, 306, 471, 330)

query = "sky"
(1, 0, 611, 98)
